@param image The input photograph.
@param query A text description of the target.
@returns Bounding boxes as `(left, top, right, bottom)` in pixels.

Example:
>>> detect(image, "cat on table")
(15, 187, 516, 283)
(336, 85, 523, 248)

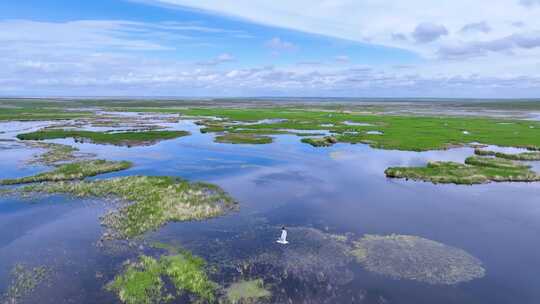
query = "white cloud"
(141, 0, 540, 58)
(334, 55, 350, 63)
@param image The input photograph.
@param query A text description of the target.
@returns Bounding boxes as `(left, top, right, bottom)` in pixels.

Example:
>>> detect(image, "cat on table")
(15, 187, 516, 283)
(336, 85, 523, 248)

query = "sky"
(1, 0, 540, 98)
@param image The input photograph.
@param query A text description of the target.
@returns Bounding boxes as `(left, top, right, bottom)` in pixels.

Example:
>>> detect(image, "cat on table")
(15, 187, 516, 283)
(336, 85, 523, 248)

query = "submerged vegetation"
(20, 176, 236, 239)
(352, 234, 485, 285)
(17, 129, 190, 146)
(385, 156, 540, 184)
(214, 133, 273, 144)
(474, 148, 540, 161)
(224, 279, 271, 304)
(107, 250, 217, 304)
(2, 264, 50, 303)
(1, 160, 132, 185)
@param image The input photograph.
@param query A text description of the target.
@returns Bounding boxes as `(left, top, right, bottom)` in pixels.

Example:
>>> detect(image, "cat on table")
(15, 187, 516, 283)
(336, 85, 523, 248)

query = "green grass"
(474, 149, 540, 160)
(20, 176, 236, 239)
(224, 279, 271, 304)
(17, 130, 190, 146)
(214, 133, 273, 144)
(0, 160, 132, 185)
(171, 108, 540, 151)
(385, 156, 540, 184)
(107, 251, 217, 304)
(0, 108, 92, 121)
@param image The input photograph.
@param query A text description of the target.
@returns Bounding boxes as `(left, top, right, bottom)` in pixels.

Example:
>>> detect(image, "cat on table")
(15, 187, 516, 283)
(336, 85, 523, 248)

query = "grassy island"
(1, 160, 132, 185)
(301, 136, 338, 147)
(474, 149, 540, 161)
(107, 250, 217, 304)
(17, 130, 190, 146)
(214, 133, 273, 144)
(385, 156, 540, 184)
(26, 142, 82, 165)
(20, 176, 236, 239)
(2, 264, 50, 303)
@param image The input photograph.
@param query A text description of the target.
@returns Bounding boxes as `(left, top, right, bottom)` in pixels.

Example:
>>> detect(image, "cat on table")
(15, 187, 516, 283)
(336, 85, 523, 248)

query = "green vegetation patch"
(352, 234, 485, 285)
(301, 136, 338, 147)
(474, 149, 540, 161)
(225, 279, 271, 304)
(17, 130, 190, 146)
(2, 264, 50, 303)
(385, 156, 540, 184)
(215, 133, 273, 144)
(1, 160, 132, 185)
(20, 176, 236, 239)
(175, 108, 540, 151)
(0, 108, 92, 121)
(107, 251, 217, 304)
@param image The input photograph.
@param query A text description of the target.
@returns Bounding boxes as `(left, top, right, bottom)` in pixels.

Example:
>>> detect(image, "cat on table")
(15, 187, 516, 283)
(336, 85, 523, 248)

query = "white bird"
(277, 226, 288, 244)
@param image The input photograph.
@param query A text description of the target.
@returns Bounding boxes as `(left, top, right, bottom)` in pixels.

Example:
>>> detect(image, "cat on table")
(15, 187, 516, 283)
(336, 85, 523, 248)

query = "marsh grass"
(385, 156, 540, 184)
(175, 108, 540, 151)
(20, 176, 236, 239)
(352, 234, 485, 285)
(474, 148, 540, 161)
(17, 130, 190, 146)
(224, 279, 271, 304)
(214, 133, 273, 144)
(1, 160, 132, 185)
(107, 251, 217, 304)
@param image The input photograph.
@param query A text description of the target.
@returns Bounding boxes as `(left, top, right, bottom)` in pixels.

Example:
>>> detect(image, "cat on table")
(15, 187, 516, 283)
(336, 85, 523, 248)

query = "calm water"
(1, 116, 540, 304)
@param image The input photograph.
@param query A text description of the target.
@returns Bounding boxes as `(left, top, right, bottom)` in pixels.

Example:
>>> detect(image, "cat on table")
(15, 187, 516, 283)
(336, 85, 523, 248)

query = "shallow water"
(2, 115, 540, 303)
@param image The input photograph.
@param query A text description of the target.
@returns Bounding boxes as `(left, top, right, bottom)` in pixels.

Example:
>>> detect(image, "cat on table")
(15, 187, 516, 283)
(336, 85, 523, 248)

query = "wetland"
(2, 98, 540, 304)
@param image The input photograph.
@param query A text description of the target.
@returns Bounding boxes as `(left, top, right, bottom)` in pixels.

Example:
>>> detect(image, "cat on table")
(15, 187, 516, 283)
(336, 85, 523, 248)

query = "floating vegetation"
(301, 136, 338, 147)
(107, 250, 217, 304)
(20, 176, 236, 239)
(215, 133, 273, 144)
(474, 148, 540, 161)
(2, 264, 51, 303)
(224, 279, 271, 304)
(385, 156, 540, 184)
(17, 129, 190, 147)
(352, 234, 485, 285)
(1, 160, 132, 185)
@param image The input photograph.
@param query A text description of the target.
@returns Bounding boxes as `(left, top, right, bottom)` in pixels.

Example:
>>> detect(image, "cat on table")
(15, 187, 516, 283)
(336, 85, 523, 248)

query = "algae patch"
(385, 156, 540, 184)
(20, 176, 236, 239)
(1, 160, 132, 185)
(225, 279, 271, 304)
(352, 234, 485, 285)
(107, 250, 217, 304)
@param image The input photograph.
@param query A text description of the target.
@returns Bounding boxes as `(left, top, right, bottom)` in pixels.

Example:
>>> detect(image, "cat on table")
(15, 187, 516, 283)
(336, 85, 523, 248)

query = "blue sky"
(1, 0, 539, 97)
